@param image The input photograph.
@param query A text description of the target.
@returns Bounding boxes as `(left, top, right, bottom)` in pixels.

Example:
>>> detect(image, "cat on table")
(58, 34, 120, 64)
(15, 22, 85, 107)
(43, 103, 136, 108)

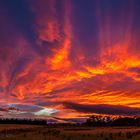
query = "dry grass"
(0, 125, 140, 140)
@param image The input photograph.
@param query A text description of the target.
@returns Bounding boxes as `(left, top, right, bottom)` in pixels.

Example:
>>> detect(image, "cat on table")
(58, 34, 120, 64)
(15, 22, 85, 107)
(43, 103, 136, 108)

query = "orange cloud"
(0, 0, 140, 119)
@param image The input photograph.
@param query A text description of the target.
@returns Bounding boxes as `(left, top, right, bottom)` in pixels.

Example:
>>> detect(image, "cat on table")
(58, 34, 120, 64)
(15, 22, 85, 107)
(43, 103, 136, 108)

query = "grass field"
(0, 125, 140, 140)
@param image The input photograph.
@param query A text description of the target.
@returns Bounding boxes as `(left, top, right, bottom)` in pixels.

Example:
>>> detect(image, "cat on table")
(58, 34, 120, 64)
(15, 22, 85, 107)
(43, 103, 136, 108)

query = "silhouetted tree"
(0, 118, 47, 125)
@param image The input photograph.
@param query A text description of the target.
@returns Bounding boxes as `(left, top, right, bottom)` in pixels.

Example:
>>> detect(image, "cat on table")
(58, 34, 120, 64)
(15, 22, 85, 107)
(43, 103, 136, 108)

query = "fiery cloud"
(0, 0, 140, 119)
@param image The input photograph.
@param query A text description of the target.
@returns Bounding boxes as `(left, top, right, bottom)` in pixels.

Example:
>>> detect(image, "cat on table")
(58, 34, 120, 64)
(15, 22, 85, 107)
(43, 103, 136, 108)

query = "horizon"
(0, 0, 140, 121)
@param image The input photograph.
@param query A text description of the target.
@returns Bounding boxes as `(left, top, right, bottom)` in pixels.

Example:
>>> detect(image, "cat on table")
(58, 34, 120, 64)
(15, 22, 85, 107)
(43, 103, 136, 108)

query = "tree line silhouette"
(85, 115, 140, 126)
(0, 115, 140, 126)
(0, 118, 47, 125)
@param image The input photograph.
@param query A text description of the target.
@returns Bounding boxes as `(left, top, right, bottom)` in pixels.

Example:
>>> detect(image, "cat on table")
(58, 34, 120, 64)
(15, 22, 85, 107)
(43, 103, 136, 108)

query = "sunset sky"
(0, 0, 140, 121)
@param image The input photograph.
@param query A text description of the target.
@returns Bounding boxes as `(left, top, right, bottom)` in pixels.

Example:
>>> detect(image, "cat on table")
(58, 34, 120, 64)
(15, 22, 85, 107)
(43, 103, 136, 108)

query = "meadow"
(0, 125, 140, 140)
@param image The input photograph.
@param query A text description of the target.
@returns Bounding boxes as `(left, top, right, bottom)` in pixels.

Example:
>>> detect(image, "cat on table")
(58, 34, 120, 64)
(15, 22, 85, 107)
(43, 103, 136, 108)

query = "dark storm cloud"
(63, 102, 140, 116)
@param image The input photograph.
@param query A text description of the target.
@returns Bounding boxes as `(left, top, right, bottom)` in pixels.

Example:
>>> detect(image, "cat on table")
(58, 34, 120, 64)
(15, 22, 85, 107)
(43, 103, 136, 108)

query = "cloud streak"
(63, 102, 140, 116)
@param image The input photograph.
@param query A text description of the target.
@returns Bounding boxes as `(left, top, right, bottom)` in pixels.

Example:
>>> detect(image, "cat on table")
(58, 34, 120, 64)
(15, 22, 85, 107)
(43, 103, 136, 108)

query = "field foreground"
(0, 125, 140, 140)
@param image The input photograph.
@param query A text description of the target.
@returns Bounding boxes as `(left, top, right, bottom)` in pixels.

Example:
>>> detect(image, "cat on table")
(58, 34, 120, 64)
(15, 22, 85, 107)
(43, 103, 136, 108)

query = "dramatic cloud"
(0, 0, 139, 119)
(0, 102, 59, 118)
(63, 102, 140, 116)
